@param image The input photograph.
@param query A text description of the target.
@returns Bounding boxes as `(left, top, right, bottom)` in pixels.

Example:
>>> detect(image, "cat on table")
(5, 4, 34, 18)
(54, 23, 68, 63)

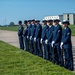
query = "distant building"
(43, 13, 75, 25)
(63, 13, 75, 25)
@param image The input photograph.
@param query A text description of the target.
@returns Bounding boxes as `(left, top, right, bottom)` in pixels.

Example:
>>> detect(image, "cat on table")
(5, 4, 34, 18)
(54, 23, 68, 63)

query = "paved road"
(0, 30, 75, 71)
(72, 36, 75, 46)
(0, 30, 19, 48)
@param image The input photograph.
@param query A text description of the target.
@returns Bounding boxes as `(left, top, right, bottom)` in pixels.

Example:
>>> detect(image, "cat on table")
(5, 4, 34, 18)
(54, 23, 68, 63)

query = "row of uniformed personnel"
(18, 19, 74, 71)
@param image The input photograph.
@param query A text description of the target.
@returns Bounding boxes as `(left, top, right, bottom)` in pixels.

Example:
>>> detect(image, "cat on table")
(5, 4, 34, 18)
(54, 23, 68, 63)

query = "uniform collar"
(64, 27, 67, 29)
(36, 24, 38, 27)
(64, 26, 68, 30)
(49, 25, 52, 28)
(54, 24, 59, 27)
(24, 25, 27, 28)
(32, 24, 35, 25)
(37, 24, 40, 26)
(28, 24, 30, 26)
(19, 25, 22, 27)
(44, 24, 48, 27)
(43, 25, 46, 27)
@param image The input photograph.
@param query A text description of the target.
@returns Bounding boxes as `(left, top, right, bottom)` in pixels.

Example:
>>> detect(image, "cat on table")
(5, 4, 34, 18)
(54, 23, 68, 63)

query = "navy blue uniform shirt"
(46, 25, 54, 43)
(35, 24, 42, 39)
(41, 25, 49, 41)
(18, 25, 24, 36)
(23, 26, 28, 36)
(28, 24, 32, 37)
(31, 24, 36, 38)
(52, 24, 62, 44)
(61, 27, 72, 48)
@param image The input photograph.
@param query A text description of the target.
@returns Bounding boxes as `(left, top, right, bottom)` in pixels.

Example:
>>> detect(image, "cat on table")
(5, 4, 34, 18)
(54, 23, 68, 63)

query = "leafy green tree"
(9, 22, 15, 26)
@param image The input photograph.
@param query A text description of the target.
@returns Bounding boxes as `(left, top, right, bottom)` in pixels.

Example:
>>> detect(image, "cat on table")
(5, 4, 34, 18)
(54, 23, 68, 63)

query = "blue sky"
(0, 0, 75, 25)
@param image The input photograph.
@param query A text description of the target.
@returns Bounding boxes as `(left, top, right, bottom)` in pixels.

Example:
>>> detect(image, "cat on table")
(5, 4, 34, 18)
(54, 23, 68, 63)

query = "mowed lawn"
(0, 25, 75, 36)
(0, 26, 18, 31)
(69, 25, 75, 36)
(0, 41, 75, 75)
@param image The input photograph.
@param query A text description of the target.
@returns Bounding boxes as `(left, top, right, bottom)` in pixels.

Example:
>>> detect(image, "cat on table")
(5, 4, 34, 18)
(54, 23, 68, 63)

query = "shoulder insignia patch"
(58, 30, 60, 32)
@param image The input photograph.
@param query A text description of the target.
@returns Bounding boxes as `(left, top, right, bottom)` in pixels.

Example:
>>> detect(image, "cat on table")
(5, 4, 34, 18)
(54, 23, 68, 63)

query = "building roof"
(63, 13, 75, 14)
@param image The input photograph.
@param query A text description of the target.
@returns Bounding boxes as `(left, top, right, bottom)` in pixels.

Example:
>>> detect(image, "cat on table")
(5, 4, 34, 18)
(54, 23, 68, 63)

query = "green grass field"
(0, 26, 18, 31)
(0, 41, 75, 75)
(69, 25, 75, 36)
(0, 25, 75, 36)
